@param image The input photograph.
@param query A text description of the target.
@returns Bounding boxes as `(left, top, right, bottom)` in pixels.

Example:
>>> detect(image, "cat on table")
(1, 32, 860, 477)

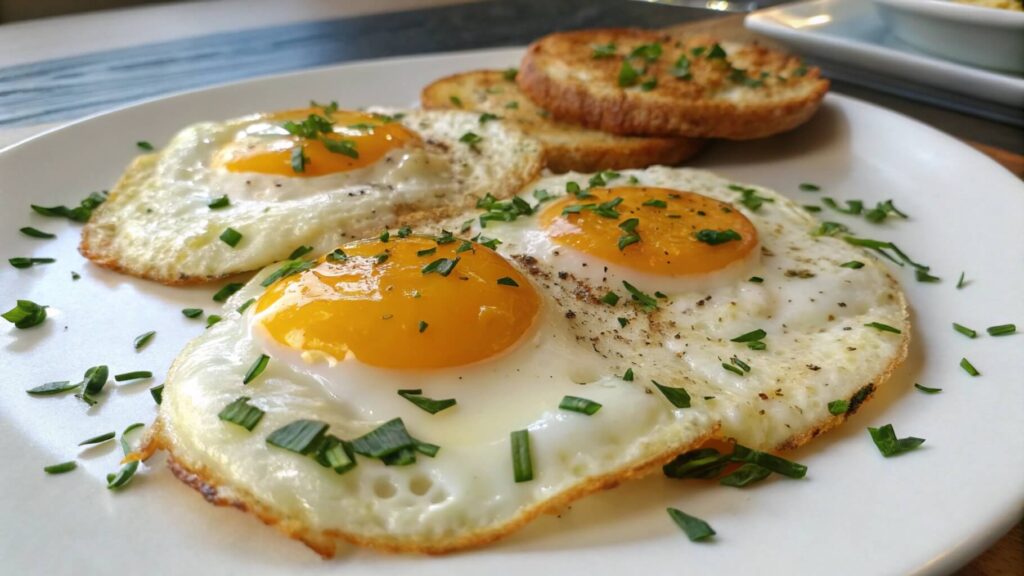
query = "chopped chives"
(510, 429, 533, 482)
(134, 330, 156, 350)
(799, 183, 821, 191)
(218, 396, 265, 431)
(8, 257, 55, 269)
(20, 227, 56, 239)
(868, 424, 925, 457)
(722, 362, 745, 376)
(653, 380, 691, 408)
(416, 247, 436, 257)
(959, 357, 979, 376)
(79, 431, 115, 446)
(601, 291, 620, 306)
(622, 281, 658, 312)
(136, 141, 154, 151)
(841, 261, 864, 269)
(559, 395, 602, 415)
(350, 418, 416, 459)
(2, 299, 47, 329)
(987, 324, 1016, 336)
(288, 245, 313, 259)
(150, 384, 164, 405)
(827, 400, 849, 415)
(181, 308, 203, 318)
(26, 380, 80, 396)
(865, 322, 901, 334)
(730, 444, 807, 478)
(114, 371, 152, 382)
(914, 383, 942, 394)
(730, 356, 751, 372)
(208, 195, 230, 209)
(418, 320, 428, 333)
(617, 317, 629, 328)
(421, 257, 460, 277)
(266, 419, 327, 454)
(237, 298, 256, 313)
(952, 323, 977, 338)
(107, 423, 144, 489)
(622, 368, 634, 381)
(219, 227, 242, 247)
(44, 461, 77, 474)
(243, 354, 270, 384)
(260, 259, 314, 287)
(748, 276, 764, 283)
(730, 329, 766, 343)
(77, 365, 109, 406)
(206, 315, 222, 328)
(695, 228, 741, 245)
(496, 277, 519, 287)
(956, 272, 966, 289)
(397, 389, 457, 414)
(667, 508, 715, 541)
(719, 463, 772, 488)
(313, 435, 357, 474)
(212, 282, 243, 302)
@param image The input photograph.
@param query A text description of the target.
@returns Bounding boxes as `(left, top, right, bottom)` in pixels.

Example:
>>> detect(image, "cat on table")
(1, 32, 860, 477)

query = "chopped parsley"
(622, 368, 634, 381)
(601, 291, 620, 306)
(813, 221, 849, 237)
(670, 54, 692, 80)
(459, 131, 483, 150)
(822, 197, 863, 215)
(618, 217, 641, 250)
(618, 60, 640, 87)
(449, 95, 463, 108)
(503, 68, 518, 81)
(479, 112, 500, 124)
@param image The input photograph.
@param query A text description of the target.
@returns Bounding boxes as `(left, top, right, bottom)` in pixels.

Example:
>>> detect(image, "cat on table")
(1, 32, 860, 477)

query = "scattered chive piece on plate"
(914, 383, 942, 394)
(987, 324, 1016, 336)
(219, 227, 242, 247)
(719, 463, 772, 488)
(107, 423, 145, 490)
(150, 384, 164, 405)
(397, 389, 457, 414)
(243, 354, 270, 384)
(730, 444, 807, 478)
(44, 461, 77, 474)
(134, 330, 156, 350)
(114, 371, 152, 382)
(26, 380, 80, 396)
(510, 429, 533, 482)
(136, 141, 154, 151)
(622, 368, 634, 381)
(959, 357, 980, 376)
(206, 314, 222, 328)
(827, 400, 849, 415)
(652, 380, 691, 408)
(868, 424, 925, 457)
(748, 276, 763, 283)
(799, 183, 821, 192)
(952, 323, 977, 338)
(266, 419, 328, 455)
(8, 257, 55, 269)
(865, 322, 901, 334)
(181, 308, 203, 318)
(218, 396, 265, 431)
(956, 272, 967, 289)
(78, 432, 116, 446)
(2, 299, 48, 329)
(558, 395, 602, 415)
(212, 282, 244, 302)
(667, 508, 715, 541)
(20, 227, 56, 239)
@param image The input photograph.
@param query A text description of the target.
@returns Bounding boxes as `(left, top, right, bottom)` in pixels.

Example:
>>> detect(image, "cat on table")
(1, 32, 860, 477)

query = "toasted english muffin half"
(422, 69, 705, 173)
(517, 29, 829, 140)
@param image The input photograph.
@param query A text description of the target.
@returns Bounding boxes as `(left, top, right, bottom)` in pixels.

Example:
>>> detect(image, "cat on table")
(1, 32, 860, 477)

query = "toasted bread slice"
(422, 70, 704, 173)
(517, 29, 829, 139)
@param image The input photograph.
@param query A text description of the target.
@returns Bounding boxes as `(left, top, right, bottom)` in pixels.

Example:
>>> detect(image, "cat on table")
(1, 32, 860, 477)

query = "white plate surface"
(745, 0, 1024, 107)
(1, 48, 1022, 576)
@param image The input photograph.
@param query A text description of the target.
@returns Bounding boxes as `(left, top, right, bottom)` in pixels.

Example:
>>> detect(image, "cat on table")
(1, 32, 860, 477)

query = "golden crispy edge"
(79, 129, 544, 286)
(146, 419, 717, 557)
(421, 70, 707, 173)
(516, 29, 830, 140)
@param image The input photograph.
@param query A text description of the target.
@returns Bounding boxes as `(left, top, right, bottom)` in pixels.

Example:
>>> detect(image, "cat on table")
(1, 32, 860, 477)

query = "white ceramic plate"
(1, 48, 1022, 576)
(745, 0, 1024, 108)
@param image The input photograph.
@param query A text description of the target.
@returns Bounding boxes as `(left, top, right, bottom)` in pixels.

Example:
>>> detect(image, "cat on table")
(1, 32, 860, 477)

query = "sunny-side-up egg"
(80, 105, 543, 284)
(443, 166, 910, 451)
(153, 232, 716, 555)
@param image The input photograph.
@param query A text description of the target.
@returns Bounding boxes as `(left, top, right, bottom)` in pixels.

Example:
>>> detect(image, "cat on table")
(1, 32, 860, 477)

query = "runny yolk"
(254, 237, 540, 369)
(539, 186, 758, 276)
(219, 107, 419, 177)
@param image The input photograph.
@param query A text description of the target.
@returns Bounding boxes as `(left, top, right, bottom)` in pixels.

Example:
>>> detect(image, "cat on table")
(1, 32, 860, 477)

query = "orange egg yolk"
(219, 107, 418, 177)
(255, 236, 540, 370)
(539, 186, 758, 276)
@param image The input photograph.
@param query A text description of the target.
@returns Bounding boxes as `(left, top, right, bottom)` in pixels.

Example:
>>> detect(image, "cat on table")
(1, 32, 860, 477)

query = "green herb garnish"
(350, 418, 416, 459)
(618, 60, 640, 87)
(667, 508, 715, 541)
(26, 380, 79, 396)
(114, 371, 152, 382)
(212, 282, 243, 303)
(397, 389, 457, 414)
(868, 424, 925, 457)
(290, 145, 307, 173)
(267, 419, 328, 455)
(2, 300, 47, 329)
(497, 276, 519, 287)
(695, 229, 741, 245)
(181, 308, 203, 319)
(559, 396, 602, 415)
(719, 463, 772, 488)
(422, 257, 460, 277)
(622, 281, 658, 312)
(952, 323, 977, 338)
(150, 384, 164, 405)
(79, 431, 115, 446)
(260, 259, 314, 287)
(987, 324, 1016, 336)
(510, 429, 533, 482)
(31, 191, 107, 222)
(218, 396, 265, 431)
(799, 183, 821, 191)
(865, 322, 901, 334)
(960, 357, 979, 376)
(9, 257, 56, 269)
(45, 461, 77, 474)
(219, 227, 242, 248)
(827, 400, 849, 415)
(20, 227, 55, 239)
(243, 354, 270, 384)
(841, 261, 864, 269)
(133, 330, 155, 350)
(652, 380, 691, 408)
(914, 383, 942, 394)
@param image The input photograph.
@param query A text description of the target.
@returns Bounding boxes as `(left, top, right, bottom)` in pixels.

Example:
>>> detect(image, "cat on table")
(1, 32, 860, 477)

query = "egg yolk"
(254, 236, 540, 369)
(217, 107, 418, 177)
(539, 186, 758, 276)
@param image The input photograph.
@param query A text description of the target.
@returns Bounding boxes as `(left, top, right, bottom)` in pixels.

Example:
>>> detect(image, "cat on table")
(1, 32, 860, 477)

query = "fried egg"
(154, 233, 715, 555)
(153, 167, 907, 555)
(451, 167, 909, 450)
(80, 106, 544, 284)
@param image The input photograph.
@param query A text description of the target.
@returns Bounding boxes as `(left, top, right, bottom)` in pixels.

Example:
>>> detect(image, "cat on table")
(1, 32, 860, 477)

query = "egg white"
(81, 108, 543, 283)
